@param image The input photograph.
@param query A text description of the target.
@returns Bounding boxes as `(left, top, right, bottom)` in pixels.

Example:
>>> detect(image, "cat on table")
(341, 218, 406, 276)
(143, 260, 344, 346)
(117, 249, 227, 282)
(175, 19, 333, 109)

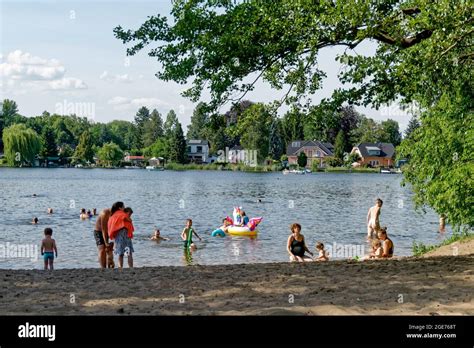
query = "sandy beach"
(1, 245, 473, 315)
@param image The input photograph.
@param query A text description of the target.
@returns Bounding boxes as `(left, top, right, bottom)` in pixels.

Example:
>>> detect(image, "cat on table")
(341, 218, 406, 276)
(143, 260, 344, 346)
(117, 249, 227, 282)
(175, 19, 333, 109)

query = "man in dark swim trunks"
(94, 208, 112, 268)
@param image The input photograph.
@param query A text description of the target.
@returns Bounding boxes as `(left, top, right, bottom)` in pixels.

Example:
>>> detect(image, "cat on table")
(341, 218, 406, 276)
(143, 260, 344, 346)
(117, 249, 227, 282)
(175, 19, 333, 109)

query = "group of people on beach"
(36, 196, 395, 270)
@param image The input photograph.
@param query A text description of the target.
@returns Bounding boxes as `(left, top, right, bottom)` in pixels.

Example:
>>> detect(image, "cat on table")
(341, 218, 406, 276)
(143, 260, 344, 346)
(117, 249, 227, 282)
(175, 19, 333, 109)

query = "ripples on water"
(0, 168, 450, 269)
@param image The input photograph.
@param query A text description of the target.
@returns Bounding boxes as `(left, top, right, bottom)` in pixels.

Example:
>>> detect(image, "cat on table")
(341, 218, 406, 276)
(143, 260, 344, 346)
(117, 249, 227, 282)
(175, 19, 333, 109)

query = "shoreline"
(1, 253, 472, 315)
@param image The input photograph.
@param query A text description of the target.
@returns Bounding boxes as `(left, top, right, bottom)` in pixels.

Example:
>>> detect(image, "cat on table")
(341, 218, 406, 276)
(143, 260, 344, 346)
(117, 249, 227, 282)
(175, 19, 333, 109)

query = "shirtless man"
(367, 198, 383, 239)
(94, 208, 113, 268)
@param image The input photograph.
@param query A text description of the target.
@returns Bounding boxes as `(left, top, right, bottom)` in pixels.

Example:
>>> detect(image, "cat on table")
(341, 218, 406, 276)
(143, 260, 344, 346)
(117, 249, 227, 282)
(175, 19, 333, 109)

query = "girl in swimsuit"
(287, 223, 313, 262)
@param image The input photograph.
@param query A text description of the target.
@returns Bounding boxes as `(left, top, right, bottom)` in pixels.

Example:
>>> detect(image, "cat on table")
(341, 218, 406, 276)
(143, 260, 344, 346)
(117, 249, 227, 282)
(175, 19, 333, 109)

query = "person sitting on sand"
(150, 229, 169, 241)
(377, 227, 394, 258)
(315, 242, 329, 261)
(41, 227, 58, 270)
(80, 208, 88, 220)
(367, 198, 383, 239)
(47, 208, 53, 214)
(365, 239, 383, 260)
(108, 202, 134, 268)
(287, 223, 313, 262)
(32, 217, 39, 224)
(181, 219, 202, 251)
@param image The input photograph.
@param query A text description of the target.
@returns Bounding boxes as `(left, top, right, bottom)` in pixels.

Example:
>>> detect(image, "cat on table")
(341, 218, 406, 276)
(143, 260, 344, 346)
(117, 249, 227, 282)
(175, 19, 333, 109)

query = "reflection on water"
(0, 168, 451, 269)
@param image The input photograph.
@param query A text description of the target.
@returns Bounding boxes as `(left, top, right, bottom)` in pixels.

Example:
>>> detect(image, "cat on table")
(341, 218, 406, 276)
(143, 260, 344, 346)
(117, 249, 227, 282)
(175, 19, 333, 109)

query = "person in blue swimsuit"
(41, 227, 58, 270)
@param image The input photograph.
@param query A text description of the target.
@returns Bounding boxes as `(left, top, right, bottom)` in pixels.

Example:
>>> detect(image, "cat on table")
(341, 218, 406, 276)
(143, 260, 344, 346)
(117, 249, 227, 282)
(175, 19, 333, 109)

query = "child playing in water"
(80, 208, 88, 220)
(41, 227, 58, 270)
(32, 217, 39, 224)
(219, 218, 231, 233)
(181, 219, 202, 251)
(150, 229, 169, 241)
(367, 198, 383, 239)
(315, 242, 329, 261)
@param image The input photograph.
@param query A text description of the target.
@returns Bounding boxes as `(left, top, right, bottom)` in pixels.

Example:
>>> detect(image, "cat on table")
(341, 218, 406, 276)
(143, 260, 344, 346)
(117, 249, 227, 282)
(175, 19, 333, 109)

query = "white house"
(186, 140, 210, 164)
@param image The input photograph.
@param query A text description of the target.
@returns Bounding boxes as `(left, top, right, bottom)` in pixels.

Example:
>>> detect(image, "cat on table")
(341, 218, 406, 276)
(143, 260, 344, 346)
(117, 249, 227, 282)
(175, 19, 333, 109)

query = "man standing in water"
(94, 208, 113, 268)
(367, 198, 383, 239)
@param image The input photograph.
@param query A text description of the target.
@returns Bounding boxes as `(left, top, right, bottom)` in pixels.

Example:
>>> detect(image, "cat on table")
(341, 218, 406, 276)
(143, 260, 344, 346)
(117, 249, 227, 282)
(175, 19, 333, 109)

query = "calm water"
(0, 168, 450, 269)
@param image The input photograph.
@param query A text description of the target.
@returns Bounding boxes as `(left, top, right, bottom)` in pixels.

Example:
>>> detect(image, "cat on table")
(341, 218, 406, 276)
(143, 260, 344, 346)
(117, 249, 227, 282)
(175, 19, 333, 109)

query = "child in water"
(150, 229, 169, 241)
(41, 227, 58, 270)
(32, 217, 39, 224)
(219, 218, 231, 233)
(241, 211, 249, 226)
(315, 242, 329, 261)
(181, 219, 202, 251)
(80, 208, 88, 220)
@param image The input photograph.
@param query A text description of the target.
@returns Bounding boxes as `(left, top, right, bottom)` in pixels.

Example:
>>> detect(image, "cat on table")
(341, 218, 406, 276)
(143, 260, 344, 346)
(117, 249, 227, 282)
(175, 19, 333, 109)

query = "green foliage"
(3, 124, 41, 166)
(74, 131, 94, 164)
(97, 142, 124, 167)
(412, 231, 473, 257)
(168, 120, 187, 164)
(143, 109, 164, 147)
(346, 152, 361, 166)
(40, 126, 58, 158)
(334, 130, 346, 161)
(0, 99, 19, 151)
(186, 102, 208, 140)
(325, 156, 343, 167)
(236, 103, 273, 163)
(268, 119, 284, 161)
(405, 115, 421, 139)
(297, 152, 307, 168)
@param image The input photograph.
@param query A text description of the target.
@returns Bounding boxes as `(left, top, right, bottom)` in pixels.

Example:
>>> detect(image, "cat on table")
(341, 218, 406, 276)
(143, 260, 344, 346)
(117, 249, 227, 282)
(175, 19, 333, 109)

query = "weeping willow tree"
(3, 124, 42, 166)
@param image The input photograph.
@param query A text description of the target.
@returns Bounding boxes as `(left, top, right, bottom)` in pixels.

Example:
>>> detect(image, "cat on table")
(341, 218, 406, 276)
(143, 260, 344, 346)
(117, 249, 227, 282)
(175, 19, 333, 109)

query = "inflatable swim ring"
(227, 226, 258, 237)
(211, 229, 226, 237)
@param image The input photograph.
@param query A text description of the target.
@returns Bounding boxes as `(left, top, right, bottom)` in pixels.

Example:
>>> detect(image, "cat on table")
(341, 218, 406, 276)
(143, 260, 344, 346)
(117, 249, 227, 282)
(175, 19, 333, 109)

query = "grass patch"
(412, 230, 473, 256)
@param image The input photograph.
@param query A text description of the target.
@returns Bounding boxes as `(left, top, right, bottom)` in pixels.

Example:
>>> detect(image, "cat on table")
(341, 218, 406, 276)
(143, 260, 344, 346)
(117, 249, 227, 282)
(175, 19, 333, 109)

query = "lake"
(0, 168, 450, 269)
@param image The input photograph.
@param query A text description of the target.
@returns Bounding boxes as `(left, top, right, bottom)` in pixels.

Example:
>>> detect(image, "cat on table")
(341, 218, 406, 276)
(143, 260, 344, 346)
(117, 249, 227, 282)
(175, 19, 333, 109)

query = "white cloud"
(48, 78, 87, 90)
(107, 96, 169, 109)
(107, 96, 129, 105)
(0, 50, 87, 91)
(0, 50, 65, 80)
(99, 70, 132, 83)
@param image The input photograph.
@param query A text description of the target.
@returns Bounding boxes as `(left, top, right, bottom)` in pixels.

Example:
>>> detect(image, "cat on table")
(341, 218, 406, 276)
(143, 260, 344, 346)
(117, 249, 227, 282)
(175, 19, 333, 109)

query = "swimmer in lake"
(150, 229, 169, 241)
(47, 208, 53, 214)
(32, 217, 39, 224)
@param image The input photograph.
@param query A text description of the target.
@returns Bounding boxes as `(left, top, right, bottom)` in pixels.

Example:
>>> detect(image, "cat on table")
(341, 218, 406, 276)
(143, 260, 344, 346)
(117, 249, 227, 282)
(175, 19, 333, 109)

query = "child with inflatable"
(212, 207, 262, 237)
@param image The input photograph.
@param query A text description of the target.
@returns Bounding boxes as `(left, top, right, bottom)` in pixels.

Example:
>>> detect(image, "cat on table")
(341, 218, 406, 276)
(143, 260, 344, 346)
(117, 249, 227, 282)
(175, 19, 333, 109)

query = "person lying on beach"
(314, 242, 329, 261)
(80, 208, 88, 220)
(365, 239, 383, 260)
(181, 219, 202, 251)
(287, 223, 313, 262)
(32, 217, 39, 224)
(41, 227, 58, 270)
(367, 198, 383, 239)
(150, 229, 169, 241)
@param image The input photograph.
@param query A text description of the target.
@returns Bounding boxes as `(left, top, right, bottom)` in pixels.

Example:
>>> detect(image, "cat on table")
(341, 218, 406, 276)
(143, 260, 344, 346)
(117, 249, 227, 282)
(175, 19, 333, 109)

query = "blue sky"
(0, 0, 412, 132)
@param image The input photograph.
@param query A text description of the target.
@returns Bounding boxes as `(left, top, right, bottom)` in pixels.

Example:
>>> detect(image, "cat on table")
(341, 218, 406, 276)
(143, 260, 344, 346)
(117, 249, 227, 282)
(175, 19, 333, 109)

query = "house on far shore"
(186, 139, 210, 164)
(124, 155, 145, 165)
(286, 140, 334, 168)
(350, 143, 395, 168)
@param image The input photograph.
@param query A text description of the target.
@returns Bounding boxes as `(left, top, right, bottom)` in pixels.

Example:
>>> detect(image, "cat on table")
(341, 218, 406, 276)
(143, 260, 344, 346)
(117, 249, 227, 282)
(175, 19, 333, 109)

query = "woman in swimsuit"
(377, 227, 394, 258)
(287, 223, 313, 262)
